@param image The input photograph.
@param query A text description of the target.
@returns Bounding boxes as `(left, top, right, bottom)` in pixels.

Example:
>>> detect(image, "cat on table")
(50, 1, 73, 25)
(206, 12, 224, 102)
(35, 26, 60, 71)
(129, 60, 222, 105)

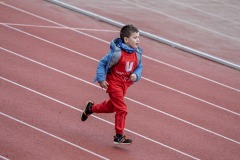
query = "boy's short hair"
(120, 24, 139, 42)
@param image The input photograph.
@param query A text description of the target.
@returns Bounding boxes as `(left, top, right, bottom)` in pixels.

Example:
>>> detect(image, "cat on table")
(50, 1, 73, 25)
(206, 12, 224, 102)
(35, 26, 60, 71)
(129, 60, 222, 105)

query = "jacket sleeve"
(93, 52, 111, 82)
(133, 56, 143, 82)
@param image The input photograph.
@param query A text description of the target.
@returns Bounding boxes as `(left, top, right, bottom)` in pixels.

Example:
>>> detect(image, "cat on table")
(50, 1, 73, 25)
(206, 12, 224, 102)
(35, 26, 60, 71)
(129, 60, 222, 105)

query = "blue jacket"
(94, 38, 143, 83)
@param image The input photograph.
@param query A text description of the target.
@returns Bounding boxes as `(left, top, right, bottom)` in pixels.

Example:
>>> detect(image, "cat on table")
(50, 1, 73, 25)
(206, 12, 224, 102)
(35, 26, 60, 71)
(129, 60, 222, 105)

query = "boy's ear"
(124, 37, 128, 43)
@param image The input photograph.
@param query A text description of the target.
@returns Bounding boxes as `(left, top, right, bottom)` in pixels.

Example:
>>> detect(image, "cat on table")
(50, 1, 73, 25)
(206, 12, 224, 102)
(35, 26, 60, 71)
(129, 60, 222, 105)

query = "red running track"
(1, 0, 240, 160)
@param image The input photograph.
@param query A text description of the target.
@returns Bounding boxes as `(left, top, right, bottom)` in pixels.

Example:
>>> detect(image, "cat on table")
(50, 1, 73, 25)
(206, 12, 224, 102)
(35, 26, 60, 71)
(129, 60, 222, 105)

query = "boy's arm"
(94, 52, 111, 82)
(132, 58, 143, 82)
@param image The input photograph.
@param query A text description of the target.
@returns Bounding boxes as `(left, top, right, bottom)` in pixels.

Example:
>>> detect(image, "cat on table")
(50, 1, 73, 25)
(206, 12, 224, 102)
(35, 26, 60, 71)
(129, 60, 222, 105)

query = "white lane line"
(0, 112, 109, 160)
(0, 77, 200, 160)
(0, 155, 10, 160)
(142, 77, 240, 116)
(0, 22, 119, 32)
(1, 1, 239, 92)
(1, 47, 239, 145)
(1, 24, 239, 117)
(141, 55, 240, 92)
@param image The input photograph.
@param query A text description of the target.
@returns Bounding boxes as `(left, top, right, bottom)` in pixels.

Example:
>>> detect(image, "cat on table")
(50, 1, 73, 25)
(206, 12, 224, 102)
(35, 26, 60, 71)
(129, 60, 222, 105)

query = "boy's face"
(124, 32, 140, 49)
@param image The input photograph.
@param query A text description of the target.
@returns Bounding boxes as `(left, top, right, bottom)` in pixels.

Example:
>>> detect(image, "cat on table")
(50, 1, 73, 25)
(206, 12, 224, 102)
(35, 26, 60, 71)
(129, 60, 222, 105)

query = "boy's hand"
(130, 74, 137, 82)
(99, 81, 109, 89)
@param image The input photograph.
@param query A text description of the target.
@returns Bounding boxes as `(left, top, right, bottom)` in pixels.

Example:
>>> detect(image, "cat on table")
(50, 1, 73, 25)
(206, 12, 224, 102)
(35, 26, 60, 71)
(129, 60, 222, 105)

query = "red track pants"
(92, 89, 128, 135)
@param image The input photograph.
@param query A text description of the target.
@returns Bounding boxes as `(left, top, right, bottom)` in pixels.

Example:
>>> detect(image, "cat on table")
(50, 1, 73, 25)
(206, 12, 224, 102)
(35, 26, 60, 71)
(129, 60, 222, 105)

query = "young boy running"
(81, 24, 143, 144)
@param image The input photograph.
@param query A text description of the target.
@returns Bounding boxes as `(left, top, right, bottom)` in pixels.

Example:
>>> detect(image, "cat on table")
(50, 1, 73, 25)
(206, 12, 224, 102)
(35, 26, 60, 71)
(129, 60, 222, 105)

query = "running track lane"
(0, 0, 240, 159)
(0, 0, 239, 151)
(0, 39, 239, 159)
(0, 24, 239, 142)
(0, 15, 239, 141)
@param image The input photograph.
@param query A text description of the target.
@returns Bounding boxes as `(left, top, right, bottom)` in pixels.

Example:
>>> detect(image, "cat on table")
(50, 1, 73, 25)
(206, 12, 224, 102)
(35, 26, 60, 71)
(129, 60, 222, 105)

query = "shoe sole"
(113, 142, 132, 145)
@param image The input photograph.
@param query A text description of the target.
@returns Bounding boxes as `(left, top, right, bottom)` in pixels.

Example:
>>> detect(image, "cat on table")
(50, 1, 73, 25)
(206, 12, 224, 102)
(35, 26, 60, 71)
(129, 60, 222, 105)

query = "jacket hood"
(110, 38, 142, 54)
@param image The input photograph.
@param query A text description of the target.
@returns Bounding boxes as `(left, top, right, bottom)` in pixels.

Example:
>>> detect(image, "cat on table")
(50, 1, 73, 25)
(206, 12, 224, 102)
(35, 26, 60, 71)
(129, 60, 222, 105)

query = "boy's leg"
(109, 91, 127, 135)
(92, 100, 115, 113)
(109, 91, 132, 144)
(81, 100, 114, 121)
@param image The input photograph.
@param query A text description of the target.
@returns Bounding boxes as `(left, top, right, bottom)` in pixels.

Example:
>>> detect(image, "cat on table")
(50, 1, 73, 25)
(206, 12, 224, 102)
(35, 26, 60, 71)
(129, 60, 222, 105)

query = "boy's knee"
(116, 109, 128, 116)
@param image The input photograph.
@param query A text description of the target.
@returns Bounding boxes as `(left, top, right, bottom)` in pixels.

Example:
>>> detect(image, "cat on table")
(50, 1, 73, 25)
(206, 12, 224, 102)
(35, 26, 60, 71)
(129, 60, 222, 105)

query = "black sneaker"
(81, 101, 93, 121)
(113, 134, 132, 145)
